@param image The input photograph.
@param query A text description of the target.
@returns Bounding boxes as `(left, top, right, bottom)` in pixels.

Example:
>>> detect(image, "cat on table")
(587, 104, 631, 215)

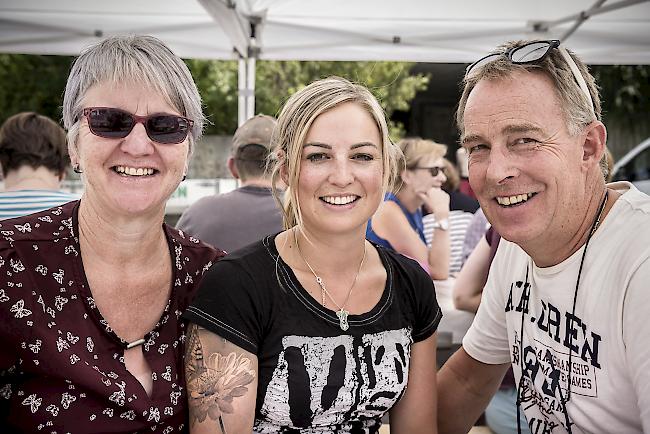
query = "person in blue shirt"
(367, 137, 451, 279)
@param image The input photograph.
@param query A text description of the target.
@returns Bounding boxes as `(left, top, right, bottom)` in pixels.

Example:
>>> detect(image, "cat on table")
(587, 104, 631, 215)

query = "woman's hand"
(419, 187, 450, 218)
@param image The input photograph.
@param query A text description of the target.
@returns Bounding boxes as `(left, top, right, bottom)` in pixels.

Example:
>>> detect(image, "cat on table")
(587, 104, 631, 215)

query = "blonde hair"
(395, 137, 447, 192)
(270, 76, 401, 230)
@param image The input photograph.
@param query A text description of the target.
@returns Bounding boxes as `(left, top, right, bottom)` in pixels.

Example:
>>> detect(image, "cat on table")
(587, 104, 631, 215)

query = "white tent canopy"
(2, 0, 649, 122)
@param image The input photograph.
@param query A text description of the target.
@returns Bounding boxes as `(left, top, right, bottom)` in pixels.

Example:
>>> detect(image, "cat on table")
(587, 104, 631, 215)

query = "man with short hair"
(0, 112, 78, 219)
(438, 40, 650, 433)
(177, 115, 282, 252)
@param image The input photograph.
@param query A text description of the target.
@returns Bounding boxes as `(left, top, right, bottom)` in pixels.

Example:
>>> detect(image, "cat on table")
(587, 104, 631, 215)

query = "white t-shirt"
(464, 182, 650, 433)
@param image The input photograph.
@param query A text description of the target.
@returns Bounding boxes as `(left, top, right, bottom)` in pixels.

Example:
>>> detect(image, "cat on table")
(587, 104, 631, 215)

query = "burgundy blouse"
(0, 201, 224, 433)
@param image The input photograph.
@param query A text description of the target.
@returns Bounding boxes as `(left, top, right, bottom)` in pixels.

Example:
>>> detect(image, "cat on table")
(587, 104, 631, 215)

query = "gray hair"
(457, 40, 608, 178)
(270, 76, 401, 230)
(62, 34, 204, 154)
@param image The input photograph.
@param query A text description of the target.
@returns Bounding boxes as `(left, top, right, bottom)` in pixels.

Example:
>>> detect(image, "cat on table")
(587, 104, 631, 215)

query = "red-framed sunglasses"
(82, 107, 194, 145)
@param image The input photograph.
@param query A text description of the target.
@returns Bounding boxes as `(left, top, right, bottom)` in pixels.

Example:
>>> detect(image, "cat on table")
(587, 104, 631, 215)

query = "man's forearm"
(437, 348, 507, 434)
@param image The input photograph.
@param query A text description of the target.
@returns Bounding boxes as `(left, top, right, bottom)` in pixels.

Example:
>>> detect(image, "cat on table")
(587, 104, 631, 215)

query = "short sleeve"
(622, 255, 650, 431)
(400, 255, 442, 343)
(183, 259, 269, 354)
(462, 242, 511, 364)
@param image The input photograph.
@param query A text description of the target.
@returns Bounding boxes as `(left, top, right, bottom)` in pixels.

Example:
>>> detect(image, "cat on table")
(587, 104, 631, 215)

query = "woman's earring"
(73, 164, 83, 174)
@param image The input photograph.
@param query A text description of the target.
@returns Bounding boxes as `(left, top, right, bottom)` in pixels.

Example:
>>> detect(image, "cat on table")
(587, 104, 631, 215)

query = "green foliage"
(184, 59, 239, 136)
(188, 59, 430, 137)
(0, 54, 73, 125)
(592, 65, 650, 121)
(0, 55, 428, 138)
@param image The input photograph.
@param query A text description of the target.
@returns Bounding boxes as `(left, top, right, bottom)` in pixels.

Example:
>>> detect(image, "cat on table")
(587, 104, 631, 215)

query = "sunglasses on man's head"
(465, 40, 562, 77)
(413, 166, 445, 177)
(82, 107, 193, 145)
(465, 39, 595, 117)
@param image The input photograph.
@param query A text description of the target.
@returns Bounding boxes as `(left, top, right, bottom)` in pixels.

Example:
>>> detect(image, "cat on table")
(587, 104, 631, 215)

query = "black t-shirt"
(184, 234, 442, 433)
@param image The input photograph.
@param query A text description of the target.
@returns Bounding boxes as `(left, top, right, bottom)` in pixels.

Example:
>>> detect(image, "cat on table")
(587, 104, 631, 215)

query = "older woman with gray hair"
(0, 35, 223, 432)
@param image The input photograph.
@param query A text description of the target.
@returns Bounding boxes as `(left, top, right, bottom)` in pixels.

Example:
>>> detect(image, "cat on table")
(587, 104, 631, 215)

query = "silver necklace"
(293, 229, 367, 331)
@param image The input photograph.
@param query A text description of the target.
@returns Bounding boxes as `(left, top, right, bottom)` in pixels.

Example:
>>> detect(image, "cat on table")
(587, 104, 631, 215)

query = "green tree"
(0, 54, 74, 125)
(184, 59, 239, 136)
(0, 55, 428, 138)
(2, 54, 647, 148)
(591, 65, 650, 159)
(592, 65, 650, 120)
(186, 59, 430, 137)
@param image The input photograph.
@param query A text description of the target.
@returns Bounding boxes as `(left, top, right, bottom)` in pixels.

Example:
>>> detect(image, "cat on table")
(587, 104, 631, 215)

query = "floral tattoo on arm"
(185, 324, 256, 433)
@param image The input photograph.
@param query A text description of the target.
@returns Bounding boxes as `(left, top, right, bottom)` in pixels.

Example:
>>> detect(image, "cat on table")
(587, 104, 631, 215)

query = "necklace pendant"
(336, 309, 350, 331)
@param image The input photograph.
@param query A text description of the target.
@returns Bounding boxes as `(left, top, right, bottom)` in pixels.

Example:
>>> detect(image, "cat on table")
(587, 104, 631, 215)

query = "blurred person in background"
(0, 35, 223, 432)
(456, 146, 475, 199)
(176, 114, 282, 253)
(367, 137, 451, 280)
(0, 111, 78, 219)
(423, 157, 478, 276)
(440, 157, 479, 213)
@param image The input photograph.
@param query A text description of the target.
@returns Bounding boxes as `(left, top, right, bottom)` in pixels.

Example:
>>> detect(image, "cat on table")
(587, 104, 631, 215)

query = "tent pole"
(237, 55, 256, 125)
(246, 56, 256, 121)
(532, 0, 648, 33)
(561, 0, 607, 40)
(238, 56, 247, 126)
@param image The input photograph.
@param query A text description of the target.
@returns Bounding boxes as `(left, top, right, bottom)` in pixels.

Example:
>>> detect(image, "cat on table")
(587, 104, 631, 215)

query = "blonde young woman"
(184, 77, 441, 434)
(367, 138, 451, 280)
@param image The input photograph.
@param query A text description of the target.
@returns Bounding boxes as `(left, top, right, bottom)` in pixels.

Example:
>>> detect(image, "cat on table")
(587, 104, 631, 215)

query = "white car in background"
(612, 137, 650, 195)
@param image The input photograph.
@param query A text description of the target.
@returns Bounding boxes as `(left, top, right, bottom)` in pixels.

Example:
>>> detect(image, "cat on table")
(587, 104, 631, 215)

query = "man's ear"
(227, 157, 240, 179)
(581, 121, 607, 169)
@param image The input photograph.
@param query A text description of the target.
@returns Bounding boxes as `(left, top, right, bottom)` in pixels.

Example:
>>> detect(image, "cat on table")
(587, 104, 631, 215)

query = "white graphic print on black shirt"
(184, 234, 441, 433)
(256, 329, 411, 432)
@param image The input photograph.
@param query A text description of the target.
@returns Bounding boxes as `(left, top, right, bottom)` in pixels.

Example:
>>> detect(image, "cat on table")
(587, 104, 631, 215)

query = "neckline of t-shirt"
(238, 185, 274, 195)
(70, 201, 176, 349)
(263, 233, 393, 327)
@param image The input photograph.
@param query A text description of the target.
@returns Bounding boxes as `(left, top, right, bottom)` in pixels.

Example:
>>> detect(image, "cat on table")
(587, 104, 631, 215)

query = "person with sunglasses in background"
(0, 35, 224, 432)
(438, 40, 650, 434)
(367, 137, 451, 280)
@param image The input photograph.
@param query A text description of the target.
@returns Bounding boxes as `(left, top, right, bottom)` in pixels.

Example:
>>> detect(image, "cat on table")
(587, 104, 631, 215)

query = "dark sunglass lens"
(511, 42, 551, 63)
(89, 108, 133, 138)
(147, 115, 188, 144)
